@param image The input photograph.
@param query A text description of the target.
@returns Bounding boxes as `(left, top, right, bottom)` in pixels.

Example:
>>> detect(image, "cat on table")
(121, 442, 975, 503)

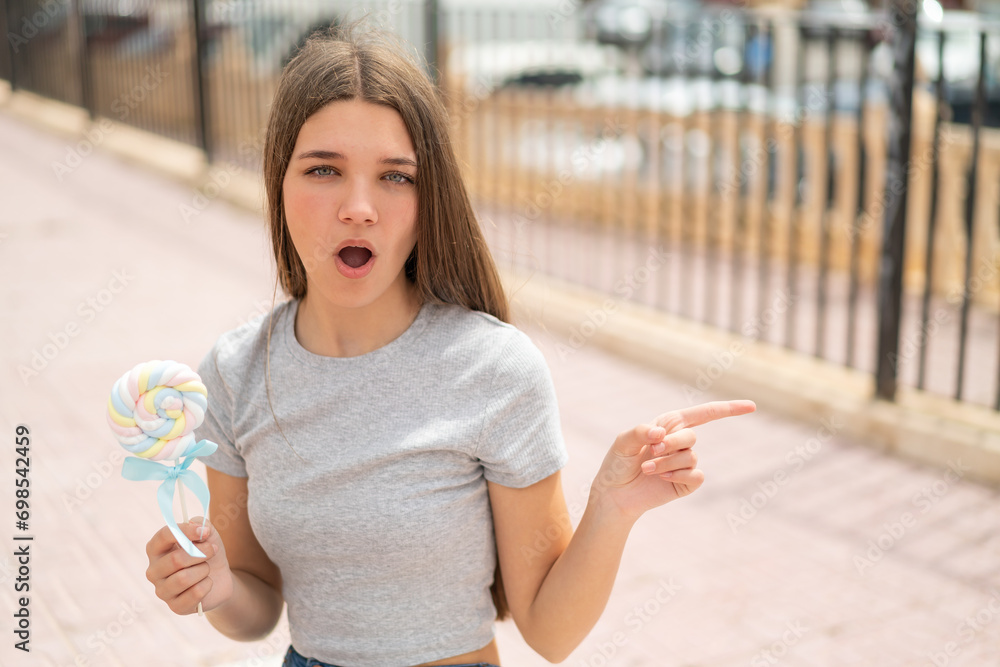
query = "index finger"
(656, 400, 756, 432)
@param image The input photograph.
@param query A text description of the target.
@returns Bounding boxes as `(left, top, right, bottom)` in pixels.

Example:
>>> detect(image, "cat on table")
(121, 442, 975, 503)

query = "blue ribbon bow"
(121, 439, 218, 558)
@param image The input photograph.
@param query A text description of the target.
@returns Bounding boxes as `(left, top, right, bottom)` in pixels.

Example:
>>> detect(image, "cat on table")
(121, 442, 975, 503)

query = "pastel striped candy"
(107, 360, 208, 461)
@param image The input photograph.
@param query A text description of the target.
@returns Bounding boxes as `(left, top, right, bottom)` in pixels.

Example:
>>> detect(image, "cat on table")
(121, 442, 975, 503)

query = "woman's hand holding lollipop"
(145, 516, 234, 615)
(107, 360, 225, 615)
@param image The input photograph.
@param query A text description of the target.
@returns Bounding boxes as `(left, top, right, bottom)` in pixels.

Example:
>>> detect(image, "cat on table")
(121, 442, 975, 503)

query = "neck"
(294, 284, 423, 358)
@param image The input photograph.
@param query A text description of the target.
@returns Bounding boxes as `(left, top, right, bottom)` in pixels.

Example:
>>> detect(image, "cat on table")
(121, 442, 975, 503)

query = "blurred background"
(5, 0, 1000, 406)
(2, 0, 1000, 664)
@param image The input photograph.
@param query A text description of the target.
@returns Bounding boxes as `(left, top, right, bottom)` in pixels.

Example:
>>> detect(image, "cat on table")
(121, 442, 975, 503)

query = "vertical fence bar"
(916, 29, 947, 389)
(493, 8, 504, 268)
(650, 17, 664, 309)
(217, 1, 235, 163)
(2, 2, 19, 92)
(655, 19, 672, 312)
(0, 1, 10, 91)
(14, 0, 28, 92)
(996, 174, 1000, 410)
(32, 0, 43, 96)
(549, 39, 559, 280)
(846, 31, 873, 369)
(96, 13, 108, 120)
(597, 39, 615, 293)
(1, 1, 15, 89)
(0, 5, 7, 83)
(524, 11, 536, 273)
(492, 8, 502, 260)
(425, 0, 439, 85)
(731, 19, 753, 334)
(954, 30, 987, 402)
(573, 83, 585, 289)
(815, 28, 837, 359)
(705, 38, 723, 326)
(612, 47, 627, 294)
(122, 9, 136, 131)
(507, 10, 518, 269)
(190, 0, 212, 161)
(465, 10, 479, 238)
(784, 22, 806, 351)
(527, 11, 537, 273)
(232, 2, 254, 163)
(621, 74, 636, 298)
(73, 0, 92, 118)
(12, 0, 25, 89)
(138, 13, 154, 137)
(678, 19, 691, 319)
(512, 9, 524, 270)
(145, 19, 162, 141)
(874, 0, 918, 401)
(478, 11, 490, 246)
(755, 19, 774, 337)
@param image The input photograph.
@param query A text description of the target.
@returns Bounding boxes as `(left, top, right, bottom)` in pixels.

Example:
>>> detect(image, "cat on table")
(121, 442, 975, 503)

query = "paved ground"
(1, 108, 999, 667)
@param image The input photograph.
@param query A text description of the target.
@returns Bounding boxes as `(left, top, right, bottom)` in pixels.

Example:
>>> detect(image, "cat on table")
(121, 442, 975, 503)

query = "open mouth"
(338, 246, 373, 269)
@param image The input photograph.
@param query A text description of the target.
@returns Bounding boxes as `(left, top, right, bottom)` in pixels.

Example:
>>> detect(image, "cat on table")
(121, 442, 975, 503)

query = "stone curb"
(1, 87, 264, 215)
(504, 268, 1000, 486)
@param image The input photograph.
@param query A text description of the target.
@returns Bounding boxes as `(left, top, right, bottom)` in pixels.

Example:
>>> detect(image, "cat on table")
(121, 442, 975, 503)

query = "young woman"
(142, 25, 755, 667)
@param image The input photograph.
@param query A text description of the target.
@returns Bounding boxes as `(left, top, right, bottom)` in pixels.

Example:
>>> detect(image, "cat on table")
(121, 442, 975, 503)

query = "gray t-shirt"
(196, 298, 568, 666)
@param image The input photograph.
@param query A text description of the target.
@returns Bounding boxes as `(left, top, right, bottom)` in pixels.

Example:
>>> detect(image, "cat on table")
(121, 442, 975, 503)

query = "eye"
(306, 165, 336, 177)
(384, 171, 415, 185)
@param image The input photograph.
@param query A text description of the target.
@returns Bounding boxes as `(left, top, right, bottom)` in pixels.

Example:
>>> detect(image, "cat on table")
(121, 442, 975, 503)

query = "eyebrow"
(295, 149, 417, 168)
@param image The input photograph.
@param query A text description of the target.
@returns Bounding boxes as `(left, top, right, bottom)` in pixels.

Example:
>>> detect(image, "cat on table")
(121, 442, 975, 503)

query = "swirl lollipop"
(107, 360, 207, 460)
(107, 360, 217, 615)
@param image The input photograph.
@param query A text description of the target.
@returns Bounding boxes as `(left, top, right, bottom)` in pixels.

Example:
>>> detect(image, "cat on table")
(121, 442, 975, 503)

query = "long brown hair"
(262, 21, 511, 619)
(263, 22, 508, 322)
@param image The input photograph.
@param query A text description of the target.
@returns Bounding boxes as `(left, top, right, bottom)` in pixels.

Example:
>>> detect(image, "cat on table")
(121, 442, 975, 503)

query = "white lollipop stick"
(177, 479, 208, 617)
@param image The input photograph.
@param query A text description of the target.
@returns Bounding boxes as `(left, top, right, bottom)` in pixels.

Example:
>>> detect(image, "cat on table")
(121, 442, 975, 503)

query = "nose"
(338, 177, 377, 225)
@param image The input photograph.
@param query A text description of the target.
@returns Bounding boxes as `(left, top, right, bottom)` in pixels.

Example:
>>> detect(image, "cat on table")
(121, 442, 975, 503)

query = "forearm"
(521, 494, 635, 662)
(206, 569, 284, 641)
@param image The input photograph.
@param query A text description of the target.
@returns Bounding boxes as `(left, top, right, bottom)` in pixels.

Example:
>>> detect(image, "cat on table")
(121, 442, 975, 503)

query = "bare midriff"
(414, 638, 500, 666)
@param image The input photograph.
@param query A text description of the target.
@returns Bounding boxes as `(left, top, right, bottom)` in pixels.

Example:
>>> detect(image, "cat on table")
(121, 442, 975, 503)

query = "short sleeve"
(474, 330, 568, 487)
(195, 343, 248, 478)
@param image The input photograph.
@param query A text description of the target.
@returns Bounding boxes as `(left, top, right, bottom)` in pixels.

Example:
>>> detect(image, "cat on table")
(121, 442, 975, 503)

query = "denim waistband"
(282, 644, 501, 667)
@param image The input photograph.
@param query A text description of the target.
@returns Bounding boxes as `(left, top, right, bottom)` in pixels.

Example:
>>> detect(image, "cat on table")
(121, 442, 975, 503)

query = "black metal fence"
(3, 0, 1000, 411)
